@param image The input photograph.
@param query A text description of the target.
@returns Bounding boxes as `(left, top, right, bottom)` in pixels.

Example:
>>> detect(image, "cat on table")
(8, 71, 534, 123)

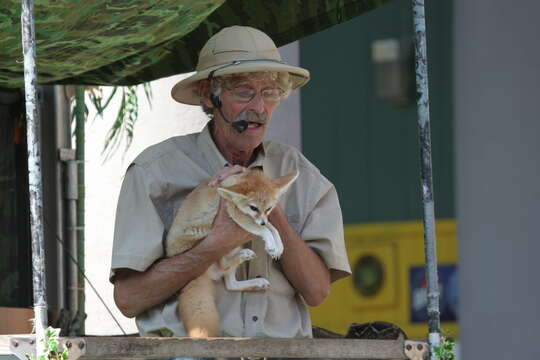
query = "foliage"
(71, 83, 152, 161)
(434, 336, 456, 360)
(26, 327, 69, 360)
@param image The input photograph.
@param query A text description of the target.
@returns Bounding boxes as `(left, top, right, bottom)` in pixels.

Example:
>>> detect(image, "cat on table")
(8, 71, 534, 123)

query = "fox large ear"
(217, 187, 248, 202)
(273, 171, 299, 196)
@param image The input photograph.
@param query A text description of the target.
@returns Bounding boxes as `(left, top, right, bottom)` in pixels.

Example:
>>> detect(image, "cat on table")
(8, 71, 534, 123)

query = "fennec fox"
(165, 168, 298, 337)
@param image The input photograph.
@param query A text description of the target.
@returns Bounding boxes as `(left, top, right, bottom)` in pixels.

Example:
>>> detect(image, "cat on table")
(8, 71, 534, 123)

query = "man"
(111, 25, 351, 338)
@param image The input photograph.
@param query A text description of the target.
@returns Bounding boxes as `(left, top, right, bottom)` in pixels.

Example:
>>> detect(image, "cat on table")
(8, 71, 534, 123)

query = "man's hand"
(205, 198, 253, 251)
(209, 164, 246, 187)
(206, 165, 253, 251)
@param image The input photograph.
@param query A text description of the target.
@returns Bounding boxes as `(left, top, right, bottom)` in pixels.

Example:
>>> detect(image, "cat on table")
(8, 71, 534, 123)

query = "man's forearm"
(114, 253, 209, 317)
(114, 200, 254, 318)
(270, 208, 331, 306)
(113, 230, 240, 318)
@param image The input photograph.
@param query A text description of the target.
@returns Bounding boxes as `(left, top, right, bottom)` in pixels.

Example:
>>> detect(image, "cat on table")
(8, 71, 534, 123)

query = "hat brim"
(171, 61, 310, 105)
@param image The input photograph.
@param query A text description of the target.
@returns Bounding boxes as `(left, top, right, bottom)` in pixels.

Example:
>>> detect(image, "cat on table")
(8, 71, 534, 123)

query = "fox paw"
(238, 249, 257, 261)
(249, 278, 270, 290)
(265, 244, 283, 260)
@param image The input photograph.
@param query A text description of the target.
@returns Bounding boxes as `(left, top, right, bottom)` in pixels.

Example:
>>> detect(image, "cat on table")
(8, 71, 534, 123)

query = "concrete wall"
(84, 43, 301, 335)
(454, 1, 540, 359)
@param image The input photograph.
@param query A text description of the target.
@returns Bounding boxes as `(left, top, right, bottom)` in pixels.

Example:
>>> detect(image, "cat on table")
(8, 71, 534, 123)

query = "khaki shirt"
(110, 123, 351, 338)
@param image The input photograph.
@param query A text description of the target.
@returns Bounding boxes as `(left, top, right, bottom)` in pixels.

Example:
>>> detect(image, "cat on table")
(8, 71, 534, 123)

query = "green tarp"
(0, 0, 388, 88)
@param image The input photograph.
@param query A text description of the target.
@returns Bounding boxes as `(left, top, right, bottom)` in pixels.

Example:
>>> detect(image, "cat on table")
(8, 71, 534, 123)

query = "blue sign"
(410, 265, 458, 323)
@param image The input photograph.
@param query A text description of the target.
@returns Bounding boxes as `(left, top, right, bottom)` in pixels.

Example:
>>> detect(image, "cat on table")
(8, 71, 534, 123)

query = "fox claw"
(239, 249, 257, 261)
(250, 278, 270, 290)
(265, 245, 282, 260)
(258, 278, 271, 289)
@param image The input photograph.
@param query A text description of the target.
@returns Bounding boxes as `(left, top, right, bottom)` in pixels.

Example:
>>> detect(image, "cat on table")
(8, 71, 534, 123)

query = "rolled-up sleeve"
(110, 164, 165, 282)
(301, 185, 351, 281)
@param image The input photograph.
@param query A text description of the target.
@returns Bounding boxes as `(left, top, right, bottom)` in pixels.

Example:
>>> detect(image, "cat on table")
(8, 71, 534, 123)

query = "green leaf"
(79, 82, 153, 162)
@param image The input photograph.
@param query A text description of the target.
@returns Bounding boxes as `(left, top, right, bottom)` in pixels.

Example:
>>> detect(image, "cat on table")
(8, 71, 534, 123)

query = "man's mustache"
(234, 111, 268, 125)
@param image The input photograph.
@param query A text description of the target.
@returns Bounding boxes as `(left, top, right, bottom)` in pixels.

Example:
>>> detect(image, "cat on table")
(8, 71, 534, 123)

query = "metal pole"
(74, 85, 86, 335)
(411, 0, 441, 358)
(21, 0, 48, 356)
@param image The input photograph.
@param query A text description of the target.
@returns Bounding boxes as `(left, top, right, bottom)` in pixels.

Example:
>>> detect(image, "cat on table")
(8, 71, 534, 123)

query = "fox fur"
(165, 168, 298, 337)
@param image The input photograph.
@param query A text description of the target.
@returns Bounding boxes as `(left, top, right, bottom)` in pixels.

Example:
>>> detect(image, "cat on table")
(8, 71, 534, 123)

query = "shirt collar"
(197, 121, 266, 175)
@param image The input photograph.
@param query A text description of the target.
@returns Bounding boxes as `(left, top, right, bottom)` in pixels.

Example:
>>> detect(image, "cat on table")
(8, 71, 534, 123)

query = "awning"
(0, 0, 390, 88)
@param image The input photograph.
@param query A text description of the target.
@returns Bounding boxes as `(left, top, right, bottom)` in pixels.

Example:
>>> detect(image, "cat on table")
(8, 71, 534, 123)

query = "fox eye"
(266, 207, 272, 213)
(249, 205, 259, 212)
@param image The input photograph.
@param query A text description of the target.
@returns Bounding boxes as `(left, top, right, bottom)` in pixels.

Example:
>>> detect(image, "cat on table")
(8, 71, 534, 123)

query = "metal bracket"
(9, 336, 86, 360)
(404, 340, 429, 360)
(58, 148, 76, 162)
(58, 148, 79, 200)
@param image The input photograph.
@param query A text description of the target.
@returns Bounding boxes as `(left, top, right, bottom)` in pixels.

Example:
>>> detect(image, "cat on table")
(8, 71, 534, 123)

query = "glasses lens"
(231, 87, 256, 102)
(261, 88, 283, 102)
(230, 86, 283, 103)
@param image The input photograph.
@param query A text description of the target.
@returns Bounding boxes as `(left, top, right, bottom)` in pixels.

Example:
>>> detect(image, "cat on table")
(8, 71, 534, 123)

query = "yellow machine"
(309, 219, 458, 340)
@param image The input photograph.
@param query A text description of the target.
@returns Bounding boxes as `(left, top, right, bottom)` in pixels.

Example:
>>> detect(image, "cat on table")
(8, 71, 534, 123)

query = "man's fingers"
(209, 165, 246, 186)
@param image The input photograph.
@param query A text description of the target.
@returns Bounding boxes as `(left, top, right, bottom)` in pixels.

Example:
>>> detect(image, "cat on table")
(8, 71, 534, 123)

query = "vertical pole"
(411, 0, 441, 358)
(21, 0, 48, 356)
(75, 85, 86, 334)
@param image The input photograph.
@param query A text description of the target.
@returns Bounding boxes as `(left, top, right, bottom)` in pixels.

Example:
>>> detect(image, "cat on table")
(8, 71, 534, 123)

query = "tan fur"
(178, 272, 219, 337)
(165, 168, 298, 337)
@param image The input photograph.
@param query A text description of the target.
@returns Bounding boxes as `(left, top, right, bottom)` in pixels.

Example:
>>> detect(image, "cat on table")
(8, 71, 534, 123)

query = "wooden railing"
(1, 335, 428, 360)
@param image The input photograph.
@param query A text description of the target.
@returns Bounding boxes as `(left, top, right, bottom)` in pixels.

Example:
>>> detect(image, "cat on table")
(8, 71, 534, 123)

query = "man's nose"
(246, 93, 266, 113)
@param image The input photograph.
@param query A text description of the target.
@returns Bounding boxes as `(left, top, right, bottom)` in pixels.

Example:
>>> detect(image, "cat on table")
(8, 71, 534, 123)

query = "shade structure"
(1, 0, 389, 88)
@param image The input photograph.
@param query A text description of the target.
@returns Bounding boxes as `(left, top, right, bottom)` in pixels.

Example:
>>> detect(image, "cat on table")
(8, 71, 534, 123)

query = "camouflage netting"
(0, 0, 389, 88)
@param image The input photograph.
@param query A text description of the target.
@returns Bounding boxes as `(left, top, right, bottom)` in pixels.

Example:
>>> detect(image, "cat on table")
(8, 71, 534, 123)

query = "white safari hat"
(171, 25, 310, 105)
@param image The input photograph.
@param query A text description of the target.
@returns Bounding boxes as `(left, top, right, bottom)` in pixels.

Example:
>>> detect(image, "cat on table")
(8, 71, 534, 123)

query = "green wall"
(300, 0, 453, 224)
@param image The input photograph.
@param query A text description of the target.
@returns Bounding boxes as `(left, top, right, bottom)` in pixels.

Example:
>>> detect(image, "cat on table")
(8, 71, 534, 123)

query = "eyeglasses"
(227, 85, 285, 103)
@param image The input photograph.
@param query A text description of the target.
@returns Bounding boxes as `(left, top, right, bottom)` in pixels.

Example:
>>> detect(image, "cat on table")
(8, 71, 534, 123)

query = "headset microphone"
(229, 119, 249, 133)
(209, 93, 248, 133)
(208, 67, 249, 133)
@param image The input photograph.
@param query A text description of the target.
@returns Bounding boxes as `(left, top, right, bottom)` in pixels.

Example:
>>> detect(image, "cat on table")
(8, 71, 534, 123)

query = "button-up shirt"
(110, 123, 351, 338)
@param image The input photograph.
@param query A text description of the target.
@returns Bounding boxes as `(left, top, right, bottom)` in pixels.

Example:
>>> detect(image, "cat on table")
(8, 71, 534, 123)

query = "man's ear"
(273, 171, 299, 196)
(198, 79, 213, 108)
(217, 187, 247, 202)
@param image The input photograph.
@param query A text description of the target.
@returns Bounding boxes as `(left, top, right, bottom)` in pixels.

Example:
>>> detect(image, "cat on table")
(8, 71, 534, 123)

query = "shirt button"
(252, 316, 258, 322)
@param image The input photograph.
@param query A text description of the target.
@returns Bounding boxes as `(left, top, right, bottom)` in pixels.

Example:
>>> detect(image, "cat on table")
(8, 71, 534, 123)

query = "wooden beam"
(1, 336, 410, 359)
(83, 337, 407, 359)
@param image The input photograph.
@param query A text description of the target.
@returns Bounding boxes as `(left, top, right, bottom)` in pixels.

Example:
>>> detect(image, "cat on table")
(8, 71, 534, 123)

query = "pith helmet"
(171, 25, 310, 105)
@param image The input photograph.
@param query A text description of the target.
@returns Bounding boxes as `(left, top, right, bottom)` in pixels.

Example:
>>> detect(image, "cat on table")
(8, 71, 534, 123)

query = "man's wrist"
(269, 206, 301, 248)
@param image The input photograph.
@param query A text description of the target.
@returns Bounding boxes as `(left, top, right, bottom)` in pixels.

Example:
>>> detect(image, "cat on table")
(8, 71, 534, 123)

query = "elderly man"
(111, 25, 350, 338)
